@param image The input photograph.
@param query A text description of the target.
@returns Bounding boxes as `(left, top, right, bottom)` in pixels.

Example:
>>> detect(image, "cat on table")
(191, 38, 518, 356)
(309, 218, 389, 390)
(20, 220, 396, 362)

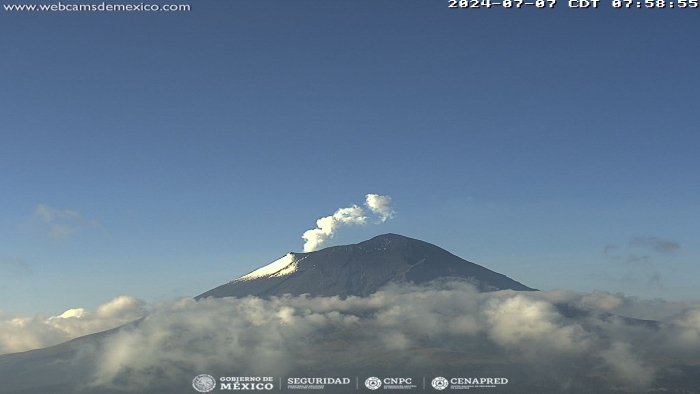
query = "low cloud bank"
(92, 284, 700, 392)
(0, 296, 145, 355)
(3, 285, 700, 392)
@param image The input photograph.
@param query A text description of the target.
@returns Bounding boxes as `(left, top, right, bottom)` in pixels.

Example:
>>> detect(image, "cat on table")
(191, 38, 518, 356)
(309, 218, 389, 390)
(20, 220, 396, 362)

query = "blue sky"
(1, 1, 698, 316)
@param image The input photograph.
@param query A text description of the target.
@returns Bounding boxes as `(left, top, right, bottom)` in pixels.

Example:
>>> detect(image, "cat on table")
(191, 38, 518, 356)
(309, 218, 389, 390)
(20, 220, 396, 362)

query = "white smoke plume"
(301, 194, 395, 252)
(365, 194, 395, 222)
(301, 205, 367, 252)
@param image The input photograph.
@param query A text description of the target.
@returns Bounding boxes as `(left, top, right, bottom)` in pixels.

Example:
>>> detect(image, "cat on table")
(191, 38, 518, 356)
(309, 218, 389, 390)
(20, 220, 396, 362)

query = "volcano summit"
(196, 233, 535, 300)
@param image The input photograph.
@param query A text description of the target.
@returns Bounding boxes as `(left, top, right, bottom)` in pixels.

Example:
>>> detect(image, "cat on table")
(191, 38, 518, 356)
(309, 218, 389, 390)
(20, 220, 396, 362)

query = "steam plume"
(301, 194, 394, 252)
(365, 194, 395, 222)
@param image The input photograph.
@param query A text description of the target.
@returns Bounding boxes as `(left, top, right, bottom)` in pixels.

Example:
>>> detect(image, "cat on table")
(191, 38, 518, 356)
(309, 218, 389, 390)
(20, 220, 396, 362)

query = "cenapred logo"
(192, 374, 217, 393)
(365, 377, 382, 390)
(431, 377, 449, 391)
(432, 376, 508, 390)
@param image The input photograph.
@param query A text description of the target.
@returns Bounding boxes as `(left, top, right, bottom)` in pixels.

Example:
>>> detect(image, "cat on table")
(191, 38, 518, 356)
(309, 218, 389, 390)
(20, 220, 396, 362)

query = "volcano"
(196, 233, 535, 300)
(3, 234, 695, 394)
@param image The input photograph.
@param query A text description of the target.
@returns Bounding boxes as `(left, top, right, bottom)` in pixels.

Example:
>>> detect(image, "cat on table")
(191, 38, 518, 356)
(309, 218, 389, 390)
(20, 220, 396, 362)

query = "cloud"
(32, 204, 102, 239)
(647, 271, 662, 288)
(629, 236, 680, 253)
(0, 258, 33, 279)
(5, 285, 700, 393)
(625, 254, 652, 266)
(601, 236, 680, 288)
(77, 284, 700, 392)
(0, 296, 145, 355)
(0, 258, 33, 291)
(301, 194, 395, 252)
(602, 244, 617, 255)
(600, 342, 655, 389)
(604, 235, 681, 262)
(484, 295, 591, 355)
(34, 204, 82, 223)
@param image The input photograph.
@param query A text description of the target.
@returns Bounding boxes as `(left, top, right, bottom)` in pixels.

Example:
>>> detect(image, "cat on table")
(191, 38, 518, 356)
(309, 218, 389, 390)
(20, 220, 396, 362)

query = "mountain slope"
(196, 233, 535, 299)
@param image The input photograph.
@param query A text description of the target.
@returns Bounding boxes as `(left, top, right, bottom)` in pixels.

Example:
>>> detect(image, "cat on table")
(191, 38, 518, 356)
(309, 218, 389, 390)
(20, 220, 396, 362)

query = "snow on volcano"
(232, 253, 302, 282)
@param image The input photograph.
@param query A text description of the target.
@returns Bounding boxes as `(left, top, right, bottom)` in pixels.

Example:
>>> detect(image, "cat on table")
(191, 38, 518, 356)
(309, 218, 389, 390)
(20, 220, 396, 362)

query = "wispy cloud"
(0, 258, 33, 280)
(601, 236, 680, 288)
(34, 204, 81, 223)
(605, 235, 681, 262)
(603, 244, 617, 255)
(629, 236, 680, 253)
(31, 204, 101, 239)
(647, 271, 663, 288)
(625, 254, 652, 266)
(0, 258, 33, 292)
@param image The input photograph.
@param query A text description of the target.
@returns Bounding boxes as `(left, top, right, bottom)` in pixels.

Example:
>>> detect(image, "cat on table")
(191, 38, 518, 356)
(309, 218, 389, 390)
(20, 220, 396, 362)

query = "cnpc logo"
(365, 377, 382, 390)
(365, 376, 415, 390)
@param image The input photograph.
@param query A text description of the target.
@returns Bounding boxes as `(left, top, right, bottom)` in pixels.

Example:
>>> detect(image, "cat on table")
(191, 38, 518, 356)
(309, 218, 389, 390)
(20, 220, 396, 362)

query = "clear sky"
(1, 1, 698, 316)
